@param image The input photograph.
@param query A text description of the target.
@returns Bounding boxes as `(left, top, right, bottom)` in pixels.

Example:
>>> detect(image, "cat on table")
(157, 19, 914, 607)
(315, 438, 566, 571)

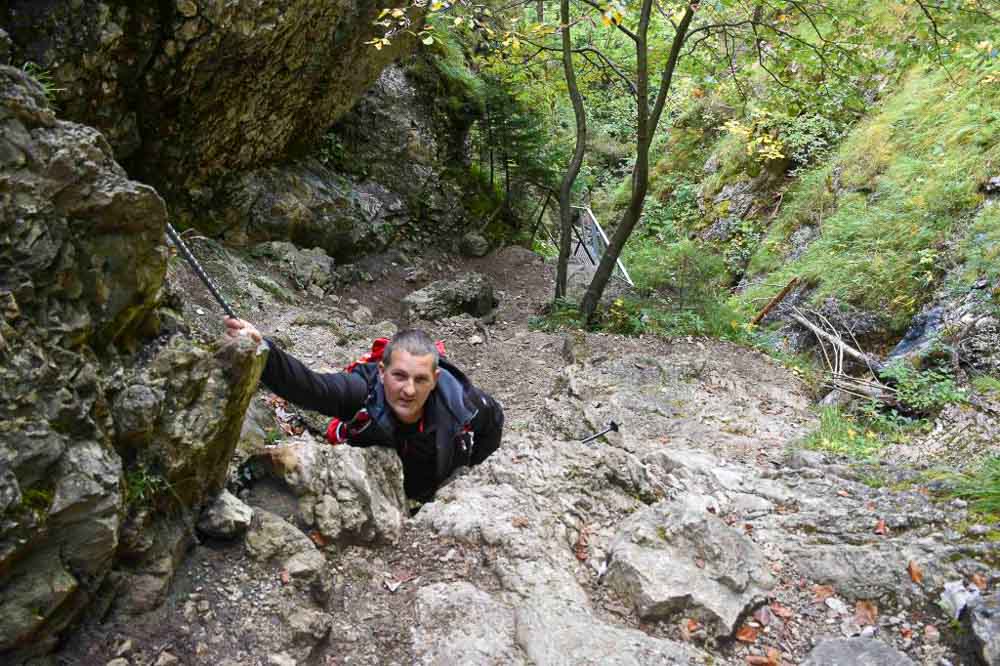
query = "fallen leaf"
(384, 579, 401, 593)
(813, 585, 835, 602)
(511, 516, 530, 528)
(907, 560, 924, 585)
(972, 573, 988, 591)
(686, 618, 701, 633)
(279, 569, 290, 585)
(836, 489, 850, 497)
(900, 626, 913, 639)
(695, 558, 706, 569)
(874, 519, 887, 535)
(770, 602, 795, 620)
(854, 600, 878, 626)
(308, 531, 327, 548)
(744, 523, 754, 535)
(735, 625, 759, 643)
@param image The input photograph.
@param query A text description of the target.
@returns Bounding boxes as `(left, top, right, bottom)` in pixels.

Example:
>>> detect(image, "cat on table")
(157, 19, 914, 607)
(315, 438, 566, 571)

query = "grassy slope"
(738, 66, 1000, 333)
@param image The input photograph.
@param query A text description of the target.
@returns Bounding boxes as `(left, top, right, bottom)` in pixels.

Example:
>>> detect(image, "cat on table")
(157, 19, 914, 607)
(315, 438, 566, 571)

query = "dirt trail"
(58, 244, 992, 666)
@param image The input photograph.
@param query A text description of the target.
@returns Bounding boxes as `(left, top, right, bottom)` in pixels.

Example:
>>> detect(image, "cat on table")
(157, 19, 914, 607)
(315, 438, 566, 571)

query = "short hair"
(383, 329, 439, 371)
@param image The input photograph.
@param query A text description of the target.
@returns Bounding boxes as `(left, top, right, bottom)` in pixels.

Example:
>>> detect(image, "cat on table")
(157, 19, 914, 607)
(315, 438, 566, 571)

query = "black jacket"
(261, 339, 504, 500)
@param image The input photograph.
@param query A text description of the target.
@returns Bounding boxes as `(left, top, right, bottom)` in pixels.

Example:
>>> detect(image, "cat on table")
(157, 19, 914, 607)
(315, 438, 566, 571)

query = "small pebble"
(924, 624, 941, 643)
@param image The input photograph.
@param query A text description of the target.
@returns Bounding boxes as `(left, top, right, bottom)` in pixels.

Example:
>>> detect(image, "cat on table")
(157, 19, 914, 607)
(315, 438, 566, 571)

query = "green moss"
(21, 487, 54, 513)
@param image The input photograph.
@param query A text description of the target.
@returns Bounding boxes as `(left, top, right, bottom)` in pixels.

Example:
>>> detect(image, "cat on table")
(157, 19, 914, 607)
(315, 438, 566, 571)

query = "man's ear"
(433, 368, 440, 385)
(378, 361, 385, 380)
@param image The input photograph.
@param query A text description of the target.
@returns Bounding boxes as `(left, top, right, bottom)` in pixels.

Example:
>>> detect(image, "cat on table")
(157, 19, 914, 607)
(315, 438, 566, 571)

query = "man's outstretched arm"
(225, 317, 367, 418)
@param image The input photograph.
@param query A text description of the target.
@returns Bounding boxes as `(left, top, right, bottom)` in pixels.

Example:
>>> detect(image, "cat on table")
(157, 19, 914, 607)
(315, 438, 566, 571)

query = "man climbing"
(224, 318, 504, 503)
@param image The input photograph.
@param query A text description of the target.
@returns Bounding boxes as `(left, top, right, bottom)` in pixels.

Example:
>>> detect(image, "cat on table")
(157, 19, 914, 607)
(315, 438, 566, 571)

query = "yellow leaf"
(422, 35, 434, 45)
(391, 8, 405, 18)
(454, 16, 463, 26)
(377, 8, 390, 19)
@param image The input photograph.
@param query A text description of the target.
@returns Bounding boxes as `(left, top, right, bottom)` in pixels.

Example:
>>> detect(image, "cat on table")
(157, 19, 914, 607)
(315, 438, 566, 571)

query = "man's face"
(379, 349, 439, 424)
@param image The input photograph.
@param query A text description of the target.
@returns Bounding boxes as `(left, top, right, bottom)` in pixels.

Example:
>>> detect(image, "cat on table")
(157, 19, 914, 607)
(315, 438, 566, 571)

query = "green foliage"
(740, 65, 1000, 332)
(19, 487, 54, 524)
(124, 465, 169, 511)
(955, 201, 1000, 288)
(21, 62, 64, 104)
(880, 362, 968, 413)
(626, 239, 730, 304)
(803, 401, 925, 459)
(529, 298, 585, 332)
(600, 296, 747, 340)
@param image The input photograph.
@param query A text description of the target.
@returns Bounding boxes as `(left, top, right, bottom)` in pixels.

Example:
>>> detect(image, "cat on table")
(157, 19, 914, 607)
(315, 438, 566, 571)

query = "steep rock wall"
(0, 66, 265, 663)
(221, 59, 485, 259)
(1, 0, 422, 211)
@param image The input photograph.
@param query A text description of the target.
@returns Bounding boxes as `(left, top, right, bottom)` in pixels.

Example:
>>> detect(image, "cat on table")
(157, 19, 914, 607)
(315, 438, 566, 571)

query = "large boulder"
(604, 493, 776, 637)
(248, 436, 408, 545)
(1, 0, 424, 208)
(402, 272, 497, 323)
(230, 165, 403, 260)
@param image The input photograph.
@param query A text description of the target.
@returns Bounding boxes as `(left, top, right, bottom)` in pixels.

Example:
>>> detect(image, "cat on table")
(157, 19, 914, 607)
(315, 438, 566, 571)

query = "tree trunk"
(536, 0, 544, 22)
(556, 0, 587, 299)
(579, 3, 694, 321)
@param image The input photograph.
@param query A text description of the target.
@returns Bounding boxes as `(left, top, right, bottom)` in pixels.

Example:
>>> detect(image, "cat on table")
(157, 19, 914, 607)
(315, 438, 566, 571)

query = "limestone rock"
(969, 593, 1000, 665)
(252, 242, 336, 291)
(117, 520, 194, 614)
(349, 306, 373, 326)
(402, 273, 497, 322)
(246, 509, 317, 563)
(1, 1, 425, 209)
(459, 231, 490, 257)
(413, 582, 522, 664)
(800, 638, 915, 665)
(198, 490, 253, 539)
(605, 493, 775, 636)
(0, 65, 167, 662)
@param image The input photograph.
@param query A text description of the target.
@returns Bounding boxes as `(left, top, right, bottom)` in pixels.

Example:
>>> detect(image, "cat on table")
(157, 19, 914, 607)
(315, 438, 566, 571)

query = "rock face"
(222, 60, 485, 257)
(403, 272, 497, 322)
(248, 435, 408, 545)
(800, 638, 915, 665)
(198, 490, 253, 539)
(1, 0, 423, 207)
(969, 593, 1000, 665)
(0, 66, 265, 662)
(605, 493, 775, 636)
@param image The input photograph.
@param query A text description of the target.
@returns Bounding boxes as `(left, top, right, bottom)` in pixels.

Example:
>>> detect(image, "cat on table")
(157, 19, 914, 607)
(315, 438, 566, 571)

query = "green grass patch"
(972, 375, 1000, 396)
(803, 402, 928, 460)
(951, 457, 1000, 518)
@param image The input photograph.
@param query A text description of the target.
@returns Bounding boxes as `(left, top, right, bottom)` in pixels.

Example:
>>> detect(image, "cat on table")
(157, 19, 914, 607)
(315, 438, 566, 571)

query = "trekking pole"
(164, 222, 238, 319)
(580, 421, 619, 444)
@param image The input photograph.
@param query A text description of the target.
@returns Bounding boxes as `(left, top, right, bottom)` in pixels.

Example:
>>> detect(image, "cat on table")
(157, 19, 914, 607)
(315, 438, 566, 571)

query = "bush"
(880, 362, 967, 414)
